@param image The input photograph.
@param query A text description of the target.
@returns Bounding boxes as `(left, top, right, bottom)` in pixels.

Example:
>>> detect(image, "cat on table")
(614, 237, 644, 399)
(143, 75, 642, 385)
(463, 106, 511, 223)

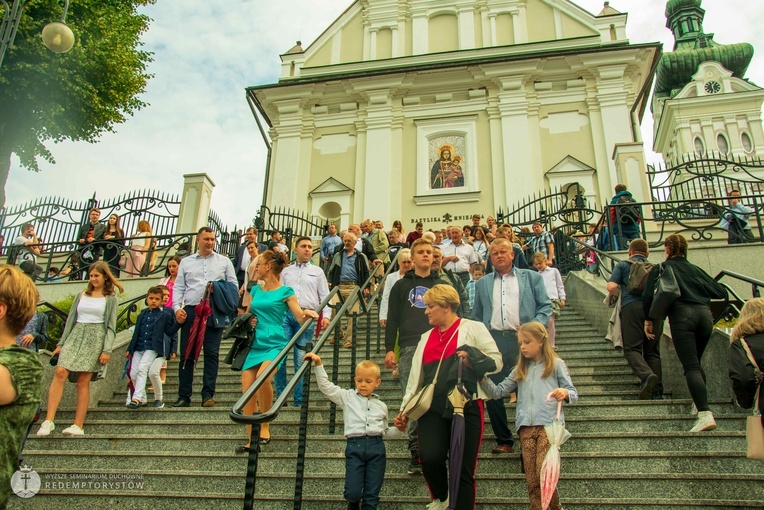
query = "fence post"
(177, 174, 216, 234)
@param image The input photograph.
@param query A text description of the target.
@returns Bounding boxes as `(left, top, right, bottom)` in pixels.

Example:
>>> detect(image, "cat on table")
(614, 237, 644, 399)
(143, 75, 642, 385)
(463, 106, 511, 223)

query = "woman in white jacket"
(394, 284, 502, 510)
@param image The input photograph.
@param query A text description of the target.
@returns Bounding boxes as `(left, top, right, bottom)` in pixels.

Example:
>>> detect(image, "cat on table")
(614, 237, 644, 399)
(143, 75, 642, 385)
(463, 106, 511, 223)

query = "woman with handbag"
(728, 298, 764, 458)
(642, 234, 726, 432)
(394, 284, 502, 510)
(37, 261, 124, 436)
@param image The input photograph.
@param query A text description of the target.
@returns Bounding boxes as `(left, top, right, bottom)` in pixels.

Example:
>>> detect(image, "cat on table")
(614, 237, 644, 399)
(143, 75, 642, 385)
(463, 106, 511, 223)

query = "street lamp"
(0, 0, 74, 70)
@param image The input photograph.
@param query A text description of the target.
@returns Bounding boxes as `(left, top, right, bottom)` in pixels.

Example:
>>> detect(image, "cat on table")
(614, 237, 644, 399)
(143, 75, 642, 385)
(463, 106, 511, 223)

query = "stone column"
(411, 12, 428, 55)
(361, 89, 395, 222)
(177, 173, 215, 234)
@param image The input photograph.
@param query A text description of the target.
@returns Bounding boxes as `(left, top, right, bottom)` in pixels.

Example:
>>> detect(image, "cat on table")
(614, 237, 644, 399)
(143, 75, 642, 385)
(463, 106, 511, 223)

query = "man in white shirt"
(275, 236, 331, 407)
(14, 223, 43, 281)
(441, 226, 479, 286)
(171, 227, 238, 408)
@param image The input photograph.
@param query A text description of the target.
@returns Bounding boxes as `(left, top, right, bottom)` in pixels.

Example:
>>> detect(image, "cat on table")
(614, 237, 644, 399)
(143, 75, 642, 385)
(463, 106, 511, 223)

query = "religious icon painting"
(428, 136, 466, 190)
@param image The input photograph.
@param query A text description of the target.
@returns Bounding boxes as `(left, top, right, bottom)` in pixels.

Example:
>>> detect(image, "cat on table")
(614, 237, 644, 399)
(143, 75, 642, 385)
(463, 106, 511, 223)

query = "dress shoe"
(171, 398, 190, 408)
(491, 444, 514, 454)
(201, 397, 216, 408)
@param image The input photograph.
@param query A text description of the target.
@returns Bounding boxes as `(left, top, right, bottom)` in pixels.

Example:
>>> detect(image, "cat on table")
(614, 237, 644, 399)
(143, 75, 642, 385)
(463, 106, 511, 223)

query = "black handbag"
(649, 263, 681, 320)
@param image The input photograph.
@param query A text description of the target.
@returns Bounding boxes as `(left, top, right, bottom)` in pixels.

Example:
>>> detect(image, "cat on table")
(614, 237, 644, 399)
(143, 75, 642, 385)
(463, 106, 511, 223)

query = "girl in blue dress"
(238, 250, 318, 452)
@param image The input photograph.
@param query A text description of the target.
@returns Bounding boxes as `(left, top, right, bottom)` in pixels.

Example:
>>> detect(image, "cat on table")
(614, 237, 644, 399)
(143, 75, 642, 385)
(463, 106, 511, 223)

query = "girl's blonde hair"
(514, 321, 559, 381)
(731, 297, 764, 342)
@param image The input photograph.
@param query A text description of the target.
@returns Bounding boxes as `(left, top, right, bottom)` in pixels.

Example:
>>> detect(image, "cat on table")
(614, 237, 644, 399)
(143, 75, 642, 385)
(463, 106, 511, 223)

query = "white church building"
(248, 0, 663, 230)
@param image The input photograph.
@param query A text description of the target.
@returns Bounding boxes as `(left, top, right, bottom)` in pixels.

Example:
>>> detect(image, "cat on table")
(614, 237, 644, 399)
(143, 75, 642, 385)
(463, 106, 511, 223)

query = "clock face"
(704, 81, 722, 94)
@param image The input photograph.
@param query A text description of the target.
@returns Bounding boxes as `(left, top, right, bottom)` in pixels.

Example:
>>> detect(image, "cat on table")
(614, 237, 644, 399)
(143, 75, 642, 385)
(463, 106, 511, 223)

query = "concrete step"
(22, 449, 759, 475)
(38, 413, 746, 437)
(16, 469, 764, 501)
(23, 431, 748, 454)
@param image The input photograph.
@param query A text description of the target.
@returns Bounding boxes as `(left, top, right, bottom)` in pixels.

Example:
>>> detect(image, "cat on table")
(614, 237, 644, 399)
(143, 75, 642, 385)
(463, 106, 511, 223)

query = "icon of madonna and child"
(430, 143, 465, 189)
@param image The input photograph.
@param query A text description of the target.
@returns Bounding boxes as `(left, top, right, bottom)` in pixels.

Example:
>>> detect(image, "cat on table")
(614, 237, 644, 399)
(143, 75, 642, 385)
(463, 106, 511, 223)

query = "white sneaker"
(426, 498, 449, 509)
(36, 420, 55, 436)
(61, 424, 85, 436)
(689, 411, 717, 432)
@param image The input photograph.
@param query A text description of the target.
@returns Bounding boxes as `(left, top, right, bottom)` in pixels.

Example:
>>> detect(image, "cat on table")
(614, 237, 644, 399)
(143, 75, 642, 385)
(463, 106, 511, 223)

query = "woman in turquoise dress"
(238, 250, 318, 452)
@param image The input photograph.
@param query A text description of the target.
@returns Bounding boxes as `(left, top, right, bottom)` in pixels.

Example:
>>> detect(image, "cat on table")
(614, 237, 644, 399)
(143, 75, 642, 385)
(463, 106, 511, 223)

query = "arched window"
(742, 132, 754, 153)
(694, 137, 705, 157)
(717, 133, 729, 155)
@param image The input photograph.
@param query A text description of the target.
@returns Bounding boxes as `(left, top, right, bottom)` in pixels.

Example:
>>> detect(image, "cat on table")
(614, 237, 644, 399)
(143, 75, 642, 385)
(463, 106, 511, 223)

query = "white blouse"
(76, 295, 106, 323)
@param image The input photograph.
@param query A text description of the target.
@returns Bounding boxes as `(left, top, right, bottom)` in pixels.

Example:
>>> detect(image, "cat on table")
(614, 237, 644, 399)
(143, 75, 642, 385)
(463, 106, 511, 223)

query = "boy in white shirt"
(532, 253, 566, 347)
(304, 353, 400, 510)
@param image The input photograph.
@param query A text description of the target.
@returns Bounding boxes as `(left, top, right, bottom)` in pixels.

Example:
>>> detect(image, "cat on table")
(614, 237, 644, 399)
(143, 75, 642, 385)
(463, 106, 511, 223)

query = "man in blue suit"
(472, 238, 552, 453)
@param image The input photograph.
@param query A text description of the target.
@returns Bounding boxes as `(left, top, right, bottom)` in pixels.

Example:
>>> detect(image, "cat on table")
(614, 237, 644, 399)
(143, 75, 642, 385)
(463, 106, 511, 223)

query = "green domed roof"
(666, 0, 703, 18)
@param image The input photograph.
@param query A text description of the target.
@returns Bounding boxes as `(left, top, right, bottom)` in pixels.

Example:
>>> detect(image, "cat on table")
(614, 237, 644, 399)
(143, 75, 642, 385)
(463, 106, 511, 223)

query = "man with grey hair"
(327, 232, 370, 348)
(441, 225, 479, 286)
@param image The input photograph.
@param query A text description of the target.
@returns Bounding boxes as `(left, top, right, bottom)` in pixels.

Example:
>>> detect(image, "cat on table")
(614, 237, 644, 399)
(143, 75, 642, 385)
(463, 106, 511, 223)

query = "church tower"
(652, 0, 764, 162)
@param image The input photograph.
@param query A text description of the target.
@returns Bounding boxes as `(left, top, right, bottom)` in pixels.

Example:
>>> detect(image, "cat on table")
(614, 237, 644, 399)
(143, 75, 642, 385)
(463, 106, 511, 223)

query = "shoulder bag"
(401, 322, 461, 421)
(740, 338, 764, 459)
(648, 263, 681, 321)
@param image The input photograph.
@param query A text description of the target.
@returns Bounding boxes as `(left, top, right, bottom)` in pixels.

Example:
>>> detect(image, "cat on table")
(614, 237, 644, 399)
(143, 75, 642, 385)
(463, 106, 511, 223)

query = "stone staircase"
(12, 305, 763, 509)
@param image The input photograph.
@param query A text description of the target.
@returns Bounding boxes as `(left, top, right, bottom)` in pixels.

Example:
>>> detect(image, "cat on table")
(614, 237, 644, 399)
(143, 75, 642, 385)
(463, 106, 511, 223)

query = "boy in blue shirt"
(465, 262, 484, 310)
(126, 287, 179, 408)
(304, 352, 400, 510)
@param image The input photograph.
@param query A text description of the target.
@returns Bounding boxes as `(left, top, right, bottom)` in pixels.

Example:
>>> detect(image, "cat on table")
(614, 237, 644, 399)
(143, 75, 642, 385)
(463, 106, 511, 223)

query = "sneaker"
(426, 497, 449, 509)
(690, 411, 717, 432)
(407, 457, 422, 475)
(638, 374, 659, 400)
(153, 400, 165, 408)
(36, 420, 55, 436)
(689, 403, 698, 416)
(126, 401, 139, 409)
(62, 424, 85, 436)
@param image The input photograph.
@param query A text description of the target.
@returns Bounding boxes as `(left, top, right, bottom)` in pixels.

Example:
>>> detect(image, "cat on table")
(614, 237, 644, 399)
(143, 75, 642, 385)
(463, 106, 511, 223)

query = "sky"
(7, 0, 764, 229)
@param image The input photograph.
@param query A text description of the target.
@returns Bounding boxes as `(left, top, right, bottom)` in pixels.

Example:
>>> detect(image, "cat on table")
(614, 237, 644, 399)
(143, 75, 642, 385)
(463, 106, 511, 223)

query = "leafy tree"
(0, 0, 155, 207)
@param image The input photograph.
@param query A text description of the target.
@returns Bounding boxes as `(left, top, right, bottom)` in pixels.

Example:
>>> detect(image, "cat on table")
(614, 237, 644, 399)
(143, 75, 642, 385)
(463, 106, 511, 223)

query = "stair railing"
(229, 284, 345, 510)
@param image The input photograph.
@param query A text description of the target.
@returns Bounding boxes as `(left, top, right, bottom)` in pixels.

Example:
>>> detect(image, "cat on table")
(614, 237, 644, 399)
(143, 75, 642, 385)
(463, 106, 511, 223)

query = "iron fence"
(254, 205, 329, 252)
(0, 190, 181, 255)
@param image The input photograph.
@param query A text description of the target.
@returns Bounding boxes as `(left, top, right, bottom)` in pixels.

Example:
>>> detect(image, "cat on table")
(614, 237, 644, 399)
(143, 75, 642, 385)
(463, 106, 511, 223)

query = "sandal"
(259, 434, 271, 445)
(235, 444, 251, 454)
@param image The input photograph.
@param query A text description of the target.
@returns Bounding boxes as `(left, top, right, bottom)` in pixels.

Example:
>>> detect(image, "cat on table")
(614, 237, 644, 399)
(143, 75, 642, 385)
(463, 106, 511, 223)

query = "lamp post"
(0, 0, 73, 71)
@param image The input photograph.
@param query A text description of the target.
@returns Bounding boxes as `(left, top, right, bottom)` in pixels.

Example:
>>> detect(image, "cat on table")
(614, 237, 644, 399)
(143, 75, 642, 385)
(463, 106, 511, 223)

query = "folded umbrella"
(184, 283, 213, 369)
(540, 396, 572, 510)
(447, 357, 472, 510)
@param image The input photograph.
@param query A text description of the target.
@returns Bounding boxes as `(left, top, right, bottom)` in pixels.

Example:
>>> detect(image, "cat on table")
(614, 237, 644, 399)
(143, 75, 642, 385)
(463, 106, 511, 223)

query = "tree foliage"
(0, 0, 155, 207)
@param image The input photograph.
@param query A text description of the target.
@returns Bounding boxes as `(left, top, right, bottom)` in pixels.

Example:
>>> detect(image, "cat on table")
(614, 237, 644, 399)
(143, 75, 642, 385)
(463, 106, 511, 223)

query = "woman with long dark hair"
(37, 262, 124, 436)
(102, 214, 125, 277)
(643, 234, 726, 432)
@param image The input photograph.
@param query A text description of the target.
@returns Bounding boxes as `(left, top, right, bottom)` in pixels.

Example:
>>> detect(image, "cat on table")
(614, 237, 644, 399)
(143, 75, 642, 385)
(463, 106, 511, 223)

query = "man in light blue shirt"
(171, 227, 237, 408)
(320, 224, 342, 272)
(275, 236, 332, 406)
(720, 189, 755, 244)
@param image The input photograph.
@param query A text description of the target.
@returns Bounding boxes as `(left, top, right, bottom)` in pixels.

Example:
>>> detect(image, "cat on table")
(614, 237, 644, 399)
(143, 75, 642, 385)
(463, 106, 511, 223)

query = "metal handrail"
(715, 270, 764, 297)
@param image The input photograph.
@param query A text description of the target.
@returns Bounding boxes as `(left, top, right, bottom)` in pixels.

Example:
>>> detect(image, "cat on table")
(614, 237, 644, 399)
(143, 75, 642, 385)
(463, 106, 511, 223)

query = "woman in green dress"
(238, 250, 318, 452)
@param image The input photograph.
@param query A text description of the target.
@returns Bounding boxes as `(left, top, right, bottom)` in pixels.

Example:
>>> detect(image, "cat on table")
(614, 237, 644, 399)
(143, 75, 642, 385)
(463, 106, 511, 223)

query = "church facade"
(249, 0, 660, 230)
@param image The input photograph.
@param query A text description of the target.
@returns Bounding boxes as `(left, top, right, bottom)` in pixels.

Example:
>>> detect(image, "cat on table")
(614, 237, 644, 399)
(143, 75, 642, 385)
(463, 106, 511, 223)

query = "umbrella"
(446, 357, 472, 509)
(122, 358, 135, 396)
(184, 283, 213, 368)
(540, 396, 572, 510)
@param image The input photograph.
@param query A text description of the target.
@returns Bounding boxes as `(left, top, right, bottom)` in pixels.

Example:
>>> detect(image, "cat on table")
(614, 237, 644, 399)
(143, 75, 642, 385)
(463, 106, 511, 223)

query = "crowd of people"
(0, 190, 762, 509)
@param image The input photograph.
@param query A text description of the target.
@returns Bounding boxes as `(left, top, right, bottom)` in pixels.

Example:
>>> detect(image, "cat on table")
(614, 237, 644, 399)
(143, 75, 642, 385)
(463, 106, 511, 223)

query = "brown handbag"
(740, 338, 764, 460)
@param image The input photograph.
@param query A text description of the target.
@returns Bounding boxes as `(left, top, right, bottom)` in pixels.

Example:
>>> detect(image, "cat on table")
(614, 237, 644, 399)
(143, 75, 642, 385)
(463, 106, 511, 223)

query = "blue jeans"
(486, 329, 518, 447)
(345, 436, 386, 509)
(275, 312, 315, 405)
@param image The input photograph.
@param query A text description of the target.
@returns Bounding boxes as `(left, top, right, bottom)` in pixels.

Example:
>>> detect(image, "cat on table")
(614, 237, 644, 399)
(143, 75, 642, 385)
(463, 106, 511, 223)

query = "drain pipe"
(246, 90, 272, 206)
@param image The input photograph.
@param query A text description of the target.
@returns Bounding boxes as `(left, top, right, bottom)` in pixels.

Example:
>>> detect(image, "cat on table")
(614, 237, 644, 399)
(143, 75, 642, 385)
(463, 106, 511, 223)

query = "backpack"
(612, 195, 641, 225)
(625, 259, 654, 295)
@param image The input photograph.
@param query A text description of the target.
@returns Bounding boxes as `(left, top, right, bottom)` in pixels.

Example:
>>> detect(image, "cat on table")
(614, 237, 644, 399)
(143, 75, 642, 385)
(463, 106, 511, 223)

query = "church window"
(741, 132, 754, 152)
(716, 134, 729, 155)
(694, 137, 705, 157)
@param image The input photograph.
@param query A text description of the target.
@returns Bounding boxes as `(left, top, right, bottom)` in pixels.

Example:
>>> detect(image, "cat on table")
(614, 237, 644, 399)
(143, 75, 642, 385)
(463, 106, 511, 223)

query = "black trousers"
(486, 329, 518, 446)
(620, 301, 661, 383)
(668, 303, 714, 411)
(418, 400, 484, 509)
(177, 304, 223, 402)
